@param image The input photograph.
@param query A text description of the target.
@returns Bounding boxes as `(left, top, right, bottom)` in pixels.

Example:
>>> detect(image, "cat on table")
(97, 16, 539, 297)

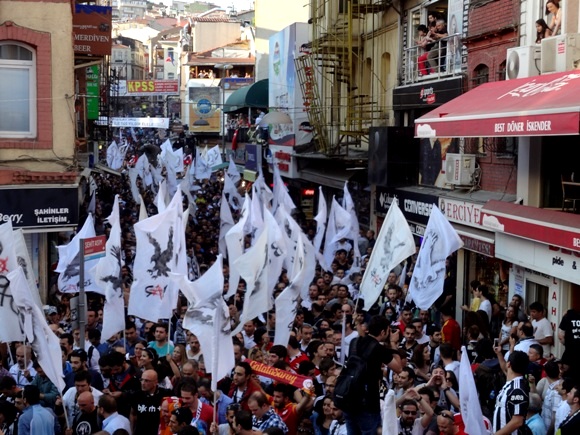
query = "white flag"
(227, 157, 241, 184)
(274, 204, 300, 273)
(219, 191, 235, 258)
(274, 233, 305, 346)
(300, 233, 317, 308)
(155, 179, 169, 213)
(9, 267, 65, 393)
(381, 390, 398, 435)
(264, 207, 287, 296)
(249, 187, 265, 244)
(232, 225, 270, 335)
(360, 199, 415, 311)
(459, 346, 487, 435)
(176, 255, 234, 390)
(272, 164, 295, 214)
(193, 149, 212, 181)
(206, 145, 223, 168)
(408, 205, 463, 310)
(13, 228, 42, 308)
(106, 140, 119, 169)
(313, 187, 327, 252)
(128, 168, 141, 204)
(224, 194, 250, 299)
(0, 222, 25, 342)
(56, 215, 102, 294)
(252, 171, 273, 210)
(322, 197, 351, 269)
(94, 195, 126, 341)
(129, 195, 182, 321)
(139, 195, 148, 221)
(135, 154, 153, 187)
(343, 182, 361, 272)
(224, 174, 243, 210)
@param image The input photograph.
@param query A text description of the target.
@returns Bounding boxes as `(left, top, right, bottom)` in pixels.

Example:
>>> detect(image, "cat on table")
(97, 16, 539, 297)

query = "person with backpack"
(334, 315, 401, 435)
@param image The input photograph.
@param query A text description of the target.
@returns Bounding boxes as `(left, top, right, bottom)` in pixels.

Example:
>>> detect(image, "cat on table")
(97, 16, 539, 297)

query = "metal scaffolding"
(296, 0, 391, 155)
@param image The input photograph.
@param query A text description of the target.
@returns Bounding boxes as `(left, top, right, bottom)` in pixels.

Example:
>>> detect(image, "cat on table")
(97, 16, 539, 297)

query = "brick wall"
(468, 0, 519, 37)
(0, 21, 52, 149)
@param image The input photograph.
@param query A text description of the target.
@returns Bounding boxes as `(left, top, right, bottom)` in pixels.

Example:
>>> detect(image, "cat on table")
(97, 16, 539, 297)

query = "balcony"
(403, 34, 464, 84)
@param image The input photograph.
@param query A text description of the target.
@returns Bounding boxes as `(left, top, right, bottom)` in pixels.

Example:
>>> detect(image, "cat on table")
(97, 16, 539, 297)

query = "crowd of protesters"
(1, 133, 580, 435)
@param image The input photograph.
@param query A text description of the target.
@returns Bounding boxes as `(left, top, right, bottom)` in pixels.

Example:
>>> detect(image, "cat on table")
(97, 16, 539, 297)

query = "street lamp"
(214, 63, 233, 158)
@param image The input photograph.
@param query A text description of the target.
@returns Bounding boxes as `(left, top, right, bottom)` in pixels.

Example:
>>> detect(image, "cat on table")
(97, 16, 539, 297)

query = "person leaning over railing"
(416, 25, 435, 76)
(427, 20, 448, 74)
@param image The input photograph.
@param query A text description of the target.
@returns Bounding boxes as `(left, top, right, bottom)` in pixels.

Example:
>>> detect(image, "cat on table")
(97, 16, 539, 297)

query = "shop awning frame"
(480, 199, 580, 253)
(223, 79, 269, 113)
(415, 71, 580, 138)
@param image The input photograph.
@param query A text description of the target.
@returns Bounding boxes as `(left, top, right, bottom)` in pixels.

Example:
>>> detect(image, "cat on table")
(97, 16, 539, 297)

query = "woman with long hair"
(409, 343, 432, 383)
(546, 0, 561, 35)
(535, 18, 552, 43)
(499, 305, 519, 352)
(310, 396, 334, 435)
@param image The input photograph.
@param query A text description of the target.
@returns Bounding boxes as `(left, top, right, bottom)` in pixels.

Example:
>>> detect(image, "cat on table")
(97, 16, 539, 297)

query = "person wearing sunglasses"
(397, 393, 434, 435)
(436, 411, 464, 435)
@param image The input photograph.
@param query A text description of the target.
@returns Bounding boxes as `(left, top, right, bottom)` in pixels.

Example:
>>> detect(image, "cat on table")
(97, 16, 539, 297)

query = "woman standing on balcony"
(546, 0, 561, 35)
(416, 25, 434, 76)
(535, 19, 552, 43)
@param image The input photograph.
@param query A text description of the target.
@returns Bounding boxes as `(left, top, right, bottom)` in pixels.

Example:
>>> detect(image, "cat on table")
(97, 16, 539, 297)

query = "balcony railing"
(403, 34, 463, 84)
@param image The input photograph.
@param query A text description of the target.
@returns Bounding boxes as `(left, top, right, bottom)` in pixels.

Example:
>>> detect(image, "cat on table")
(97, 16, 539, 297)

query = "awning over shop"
(223, 79, 268, 113)
(415, 71, 580, 138)
(480, 200, 580, 252)
(299, 167, 363, 190)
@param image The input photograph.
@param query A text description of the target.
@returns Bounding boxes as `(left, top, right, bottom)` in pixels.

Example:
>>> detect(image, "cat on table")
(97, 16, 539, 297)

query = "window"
(0, 43, 36, 138)
(471, 63, 489, 88)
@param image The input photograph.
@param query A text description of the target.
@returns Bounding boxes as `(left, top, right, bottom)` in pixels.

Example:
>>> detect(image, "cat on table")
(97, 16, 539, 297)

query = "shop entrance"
(525, 279, 549, 310)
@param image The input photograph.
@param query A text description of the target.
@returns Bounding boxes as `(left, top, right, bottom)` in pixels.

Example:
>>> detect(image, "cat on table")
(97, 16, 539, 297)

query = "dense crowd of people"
(1, 136, 580, 435)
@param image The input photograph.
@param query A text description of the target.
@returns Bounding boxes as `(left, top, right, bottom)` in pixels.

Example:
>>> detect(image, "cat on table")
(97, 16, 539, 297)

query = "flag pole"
(212, 305, 220, 425)
(339, 312, 346, 365)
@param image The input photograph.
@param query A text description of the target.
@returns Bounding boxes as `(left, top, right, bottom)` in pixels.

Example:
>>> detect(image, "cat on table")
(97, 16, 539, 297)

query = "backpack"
(474, 361, 506, 419)
(334, 338, 378, 413)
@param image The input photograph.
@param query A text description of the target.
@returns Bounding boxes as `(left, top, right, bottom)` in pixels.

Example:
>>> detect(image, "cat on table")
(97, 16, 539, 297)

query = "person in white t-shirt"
(529, 301, 554, 358)
(474, 285, 492, 322)
(328, 399, 348, 435)
(397, 394, 434, 435)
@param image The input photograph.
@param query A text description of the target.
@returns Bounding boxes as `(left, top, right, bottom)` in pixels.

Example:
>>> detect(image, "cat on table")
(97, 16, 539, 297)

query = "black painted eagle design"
(147, 226, 174, 278)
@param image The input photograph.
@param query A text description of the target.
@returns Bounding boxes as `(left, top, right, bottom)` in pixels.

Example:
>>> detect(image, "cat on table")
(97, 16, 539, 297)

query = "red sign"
(247, 360, 313, 390)
(83, 235, 106, 257)
(416, 71, 580, 138)
(126, 80, 179, 96)
(73, 5, 112, 56)
(481, 200, 580, 253)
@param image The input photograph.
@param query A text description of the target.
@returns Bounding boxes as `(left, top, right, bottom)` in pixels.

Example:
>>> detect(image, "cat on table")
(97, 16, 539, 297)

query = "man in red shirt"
(440, 305, 461, 353)
(272, 383, 314, 434)
(180, 380, 214, 430)
(286, 337, 309, 373)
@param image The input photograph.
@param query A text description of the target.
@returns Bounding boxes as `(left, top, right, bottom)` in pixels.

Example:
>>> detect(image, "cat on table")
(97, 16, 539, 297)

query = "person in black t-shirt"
(128, 369, 172, 435)
(343, 315, 402, 435)
(66, 391, 101, 435)
(558, 309, 580, 381)
(559, 385, 580, 434)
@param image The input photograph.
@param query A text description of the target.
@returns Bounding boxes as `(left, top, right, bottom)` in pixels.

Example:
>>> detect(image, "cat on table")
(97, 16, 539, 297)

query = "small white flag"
(322, 197, 351, 269)
(232, 224, 270, 335)
(9, 267, 65, 393)
(176, 255, 234, 390)
(227, 157, 241, 184)
(459, 346, 487, 435)
(94, 195, 126, 341)
(408, 205, 463, 310)
(224, 194, 250, 299)
(360, 199, 415, 311)
(56, 215, 102, 295)
(219, 191, 235, 258)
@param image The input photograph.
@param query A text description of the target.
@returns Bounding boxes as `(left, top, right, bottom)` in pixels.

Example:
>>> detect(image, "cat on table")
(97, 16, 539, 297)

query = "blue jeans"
(344, 410, 381, 435)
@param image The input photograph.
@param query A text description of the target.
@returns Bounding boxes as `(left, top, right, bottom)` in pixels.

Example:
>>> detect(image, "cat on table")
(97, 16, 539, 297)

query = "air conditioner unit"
(541, 33, 580, 74)
(505, 46, 541, 79)
(445, 153, 476, 185)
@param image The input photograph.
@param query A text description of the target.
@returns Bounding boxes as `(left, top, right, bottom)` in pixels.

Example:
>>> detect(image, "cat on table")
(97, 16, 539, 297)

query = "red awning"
(480, 200, 580, 252)
(415, 71, 580, 138)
